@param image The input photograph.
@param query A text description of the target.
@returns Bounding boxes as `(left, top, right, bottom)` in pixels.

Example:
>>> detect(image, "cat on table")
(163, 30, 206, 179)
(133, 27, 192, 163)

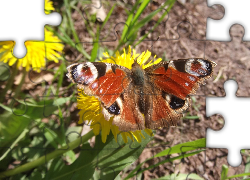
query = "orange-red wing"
(146, 59, 216, 99)
(90, 68, 131, 107)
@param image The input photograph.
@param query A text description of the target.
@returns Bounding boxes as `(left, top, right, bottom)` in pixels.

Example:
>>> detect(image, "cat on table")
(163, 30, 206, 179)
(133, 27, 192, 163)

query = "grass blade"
(221, 165, 228, 180)
(125, 149, 205, 179)
(121, 0, 141, 43)
(130, 0, 151, 28)
(125, 138, 206, 179)
(101, 3, 116, 30)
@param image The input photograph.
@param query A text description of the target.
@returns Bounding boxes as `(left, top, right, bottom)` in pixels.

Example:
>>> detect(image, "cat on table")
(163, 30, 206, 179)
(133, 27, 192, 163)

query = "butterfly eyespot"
(107, 102, 120, 115)
(169, 96, 185, 110)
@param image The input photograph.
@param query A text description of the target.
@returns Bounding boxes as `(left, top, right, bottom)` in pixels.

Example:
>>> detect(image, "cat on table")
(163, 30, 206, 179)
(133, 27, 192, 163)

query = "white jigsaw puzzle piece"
(207, 0, 250, 41)
(206, 80, 250, 167)
(0, 0, 61, 58)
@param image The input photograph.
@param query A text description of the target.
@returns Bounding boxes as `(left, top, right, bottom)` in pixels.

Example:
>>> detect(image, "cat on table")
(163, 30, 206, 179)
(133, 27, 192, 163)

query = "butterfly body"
(67, 58, 216, 132)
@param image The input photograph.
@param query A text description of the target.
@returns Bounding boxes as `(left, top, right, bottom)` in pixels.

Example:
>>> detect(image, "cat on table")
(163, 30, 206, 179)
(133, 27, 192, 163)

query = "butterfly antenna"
(150, 36, 160, 50)
(116, 30, 126, 46)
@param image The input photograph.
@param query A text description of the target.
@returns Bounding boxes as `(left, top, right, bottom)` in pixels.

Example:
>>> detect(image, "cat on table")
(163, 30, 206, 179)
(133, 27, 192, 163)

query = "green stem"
(0, 63, 18, 103)
(0, 130, 95, 178)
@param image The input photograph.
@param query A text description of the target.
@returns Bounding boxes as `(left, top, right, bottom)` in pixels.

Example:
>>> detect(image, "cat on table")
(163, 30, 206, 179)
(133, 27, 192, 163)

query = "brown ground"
(58, 0, 250, 179)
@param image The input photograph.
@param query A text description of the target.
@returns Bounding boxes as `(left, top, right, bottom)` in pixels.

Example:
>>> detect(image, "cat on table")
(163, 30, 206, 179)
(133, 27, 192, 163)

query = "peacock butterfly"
(67, 58, 216, 132)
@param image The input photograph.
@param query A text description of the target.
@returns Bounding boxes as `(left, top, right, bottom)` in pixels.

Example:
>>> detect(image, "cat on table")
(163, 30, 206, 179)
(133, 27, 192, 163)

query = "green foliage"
(45, 131, 153, 180)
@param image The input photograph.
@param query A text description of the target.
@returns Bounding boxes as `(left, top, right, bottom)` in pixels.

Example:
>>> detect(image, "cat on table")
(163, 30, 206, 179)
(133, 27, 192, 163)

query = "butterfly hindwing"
(102, 88, 145, 132)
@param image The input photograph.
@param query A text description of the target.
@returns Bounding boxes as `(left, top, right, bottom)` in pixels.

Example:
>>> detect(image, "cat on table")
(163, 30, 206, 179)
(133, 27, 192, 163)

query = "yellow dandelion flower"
(77, 46, 162, 143)
(45, 0, 55, 14)
(0, 0, 63, 72)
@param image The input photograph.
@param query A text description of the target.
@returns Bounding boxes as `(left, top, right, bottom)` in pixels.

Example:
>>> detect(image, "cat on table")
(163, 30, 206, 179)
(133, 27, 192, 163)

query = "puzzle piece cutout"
(0, 0, 61, 58)
(206, 0, 250, 41)
(206, 79, 250, 167)
(205, 24, 250, 96)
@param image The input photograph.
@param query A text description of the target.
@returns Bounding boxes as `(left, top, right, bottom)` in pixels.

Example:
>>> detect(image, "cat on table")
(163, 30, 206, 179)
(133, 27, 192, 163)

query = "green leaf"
(221, 165, 228, 180)
(227, 172, 250, 179)
(45, 143, 96, 180)
(64, 150, 76, 164)
(0, 110, 31, 149)
(53, 97, 71, 107)
(154, 138, 206, 158)
(44, 127, 59, 148)
(130, 0, 151, 28)
(45, 131, 153, 180)
(0, 128, 29, 162)
(121, 0, 141, 42)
